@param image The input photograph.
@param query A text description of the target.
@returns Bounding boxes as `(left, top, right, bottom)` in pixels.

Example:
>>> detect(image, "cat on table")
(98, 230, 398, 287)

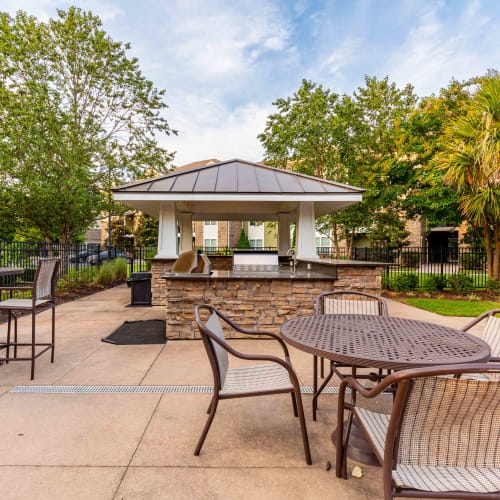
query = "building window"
(315, 236, 331, 247)
(249, 239, 263, 248)
(204, 221, 217, 226)
(249, 221, 263, 226)
(204, 238, 217, 249)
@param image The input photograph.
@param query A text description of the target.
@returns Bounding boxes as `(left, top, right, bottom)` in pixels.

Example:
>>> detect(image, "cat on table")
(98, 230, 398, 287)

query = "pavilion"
(112, 159, 364, 260)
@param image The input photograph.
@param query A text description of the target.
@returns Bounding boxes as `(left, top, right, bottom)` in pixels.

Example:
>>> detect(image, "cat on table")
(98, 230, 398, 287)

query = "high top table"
(281, 314, 491, 464)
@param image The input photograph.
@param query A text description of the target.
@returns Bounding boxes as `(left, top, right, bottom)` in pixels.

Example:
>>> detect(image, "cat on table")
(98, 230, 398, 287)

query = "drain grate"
(10, 385, 340, 394)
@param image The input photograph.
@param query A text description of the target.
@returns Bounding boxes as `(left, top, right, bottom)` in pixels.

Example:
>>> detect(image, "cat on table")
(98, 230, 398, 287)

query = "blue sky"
(3, 0, 500, 166)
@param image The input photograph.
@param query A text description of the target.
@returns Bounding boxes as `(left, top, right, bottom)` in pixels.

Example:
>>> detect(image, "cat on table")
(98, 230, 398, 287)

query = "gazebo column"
(178, 212, 193, 254)
(156, 201, 178, 258)
(278, 212, 291, 256)
(296, 202, 317, 259)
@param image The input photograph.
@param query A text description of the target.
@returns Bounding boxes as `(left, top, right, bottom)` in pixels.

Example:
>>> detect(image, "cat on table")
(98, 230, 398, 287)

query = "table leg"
(331, 415, 380, 467)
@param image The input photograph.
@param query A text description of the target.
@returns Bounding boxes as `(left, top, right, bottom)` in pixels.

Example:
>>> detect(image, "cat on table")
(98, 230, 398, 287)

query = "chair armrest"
(207, 331, 298, 380)
(462, 309, 500, 331)
(215, 308, 291, 358)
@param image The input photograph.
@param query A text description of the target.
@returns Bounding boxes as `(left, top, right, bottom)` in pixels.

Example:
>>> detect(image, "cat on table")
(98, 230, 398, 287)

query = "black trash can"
(127, 272, 152, 306)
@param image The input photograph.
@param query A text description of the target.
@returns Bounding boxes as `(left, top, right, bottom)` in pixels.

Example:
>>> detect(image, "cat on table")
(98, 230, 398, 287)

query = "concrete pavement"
(0, 285, 482, 499)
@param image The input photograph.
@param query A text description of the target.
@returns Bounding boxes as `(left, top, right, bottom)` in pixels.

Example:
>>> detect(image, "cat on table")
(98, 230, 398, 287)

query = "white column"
(278, 212, 291, 256)
(156, 201, 178, 258)
(296, 202, 317, 259)
(178, 212, 193, 254)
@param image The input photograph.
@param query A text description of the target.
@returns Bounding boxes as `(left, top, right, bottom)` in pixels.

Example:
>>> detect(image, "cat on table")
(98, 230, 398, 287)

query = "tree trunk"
(493, 221, 500, 281)
(482, 217, 494, 280)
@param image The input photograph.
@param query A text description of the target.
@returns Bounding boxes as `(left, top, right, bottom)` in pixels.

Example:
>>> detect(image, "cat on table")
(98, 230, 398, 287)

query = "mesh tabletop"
(281, 314, 491, 370)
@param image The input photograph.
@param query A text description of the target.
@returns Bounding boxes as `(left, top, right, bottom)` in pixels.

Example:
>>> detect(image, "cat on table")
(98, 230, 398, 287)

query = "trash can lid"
(129, 272, 152, 279)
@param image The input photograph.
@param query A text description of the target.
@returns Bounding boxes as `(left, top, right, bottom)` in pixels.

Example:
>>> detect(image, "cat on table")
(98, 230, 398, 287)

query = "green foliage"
(486, 279, 500, 293)
(459, 252, 485, 270)
(111, 258, 128, 281)
(134, 214, 159, 246)
(404, 298, 500, 317)
(422, 274, 448, 292)
(236, 229, 250, 249)
(259, 76, 418, 256)
(438, 74, 500, 279)
(448, 273, 475, 292)
(96, 261, 115, 286)
(390, 273, 419, 291)
(400, 250, 420, 268)
(0, 8, 175, 243)
(57, 267, 98, 291)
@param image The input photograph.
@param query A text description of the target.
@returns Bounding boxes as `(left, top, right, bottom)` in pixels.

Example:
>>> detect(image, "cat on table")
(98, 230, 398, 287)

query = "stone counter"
(160, 265, 385, 340)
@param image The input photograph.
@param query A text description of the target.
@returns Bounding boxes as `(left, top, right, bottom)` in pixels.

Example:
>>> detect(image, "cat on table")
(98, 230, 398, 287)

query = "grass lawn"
(403, 298, 500, 317)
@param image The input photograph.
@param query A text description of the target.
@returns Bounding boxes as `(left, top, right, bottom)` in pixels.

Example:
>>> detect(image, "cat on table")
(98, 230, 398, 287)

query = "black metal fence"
(0, 241, 490, 291)
(317, 245, 489, 289)
(0, 241, 156, 288)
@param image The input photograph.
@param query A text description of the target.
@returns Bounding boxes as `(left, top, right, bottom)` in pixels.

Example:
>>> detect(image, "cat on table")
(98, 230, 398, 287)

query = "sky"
(2, 0, 499, 167)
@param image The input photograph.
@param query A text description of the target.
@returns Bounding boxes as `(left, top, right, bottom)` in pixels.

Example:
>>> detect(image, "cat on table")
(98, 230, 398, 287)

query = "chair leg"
(293, 388, 312, 465)
(6, 311, 12, 362)
(290, 392, 298, 417)
(31, 309, 36, 380)
(50, 304, 55, 363)
(312, 361, 335, 421)
(194, 396, 219, 456)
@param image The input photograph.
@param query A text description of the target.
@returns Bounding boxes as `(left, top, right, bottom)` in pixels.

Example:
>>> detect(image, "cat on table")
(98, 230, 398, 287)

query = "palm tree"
(439, 76, 500, 280)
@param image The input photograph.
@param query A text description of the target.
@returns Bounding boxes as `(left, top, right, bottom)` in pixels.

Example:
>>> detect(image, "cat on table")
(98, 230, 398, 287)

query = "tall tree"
(259, 76, 418, 256)
(0, 8, 175, 242)
(439, 75, 500, 279)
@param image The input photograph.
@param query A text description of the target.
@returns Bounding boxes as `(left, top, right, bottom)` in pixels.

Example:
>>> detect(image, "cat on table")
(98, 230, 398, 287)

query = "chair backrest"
(483, 315, 500, 358)
(194, 305, 229, 390)
(392, 370, 500, 469)
(34, 258, 60, 300)
(316, 290, 388, 316)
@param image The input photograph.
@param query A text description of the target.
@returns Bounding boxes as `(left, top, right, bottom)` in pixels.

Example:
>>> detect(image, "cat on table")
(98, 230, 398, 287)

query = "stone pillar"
(296, 202, 317, 259)
(278, 213, 291, 256)
(178, 212, 193, 254)
(156, 201, 178, 258)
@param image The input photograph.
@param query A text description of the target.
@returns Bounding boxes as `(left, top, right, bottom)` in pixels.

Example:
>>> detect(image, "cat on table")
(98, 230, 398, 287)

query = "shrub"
(448, 273, 474, 293)
(390, 273, 419, 292)
(459, 252, 485, 270)
(423, 274, 447, 292)
(112, 257, 128, 281)
(486, 279, 500, 293)
(96, 261, 115, 286)
(400, 250, 420, 268)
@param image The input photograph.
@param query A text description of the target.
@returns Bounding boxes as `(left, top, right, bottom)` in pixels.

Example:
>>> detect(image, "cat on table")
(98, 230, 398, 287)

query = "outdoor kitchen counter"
(161, 269, 336, 280)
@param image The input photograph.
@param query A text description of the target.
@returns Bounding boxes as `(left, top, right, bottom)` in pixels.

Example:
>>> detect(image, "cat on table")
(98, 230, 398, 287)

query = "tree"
(134, 214, 159, 246)
(236, 229, 250, 249)
(259, 76, 418, 256)
(0, 8, 175, 243)
(439, 75, 500, 279)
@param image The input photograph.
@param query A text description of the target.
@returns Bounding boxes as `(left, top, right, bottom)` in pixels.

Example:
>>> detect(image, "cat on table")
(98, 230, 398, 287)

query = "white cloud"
(385, 3, 496, 95)
(319, 37, 363, 77)
(165, 97, 271, 166)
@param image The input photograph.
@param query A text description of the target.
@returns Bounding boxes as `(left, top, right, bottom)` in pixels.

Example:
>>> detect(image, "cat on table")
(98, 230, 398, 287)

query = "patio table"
(280, 314, 491, 465)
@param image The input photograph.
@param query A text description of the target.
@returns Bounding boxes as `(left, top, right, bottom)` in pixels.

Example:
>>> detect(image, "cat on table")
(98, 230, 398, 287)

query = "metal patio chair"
(193, 304, 312, 465)
(462, 309, 500, 362)
(0, 258, 60, 379)
(335, 363, 500, 499)
(313, 290, 389, 420)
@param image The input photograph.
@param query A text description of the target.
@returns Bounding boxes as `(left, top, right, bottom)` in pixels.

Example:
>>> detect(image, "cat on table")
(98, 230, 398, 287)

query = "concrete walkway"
(0, 286, 482, 499)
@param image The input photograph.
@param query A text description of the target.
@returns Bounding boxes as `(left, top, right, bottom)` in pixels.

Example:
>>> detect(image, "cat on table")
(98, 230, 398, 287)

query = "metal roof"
(113, 159, 364, 195)
(112, 159, 364, 219)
